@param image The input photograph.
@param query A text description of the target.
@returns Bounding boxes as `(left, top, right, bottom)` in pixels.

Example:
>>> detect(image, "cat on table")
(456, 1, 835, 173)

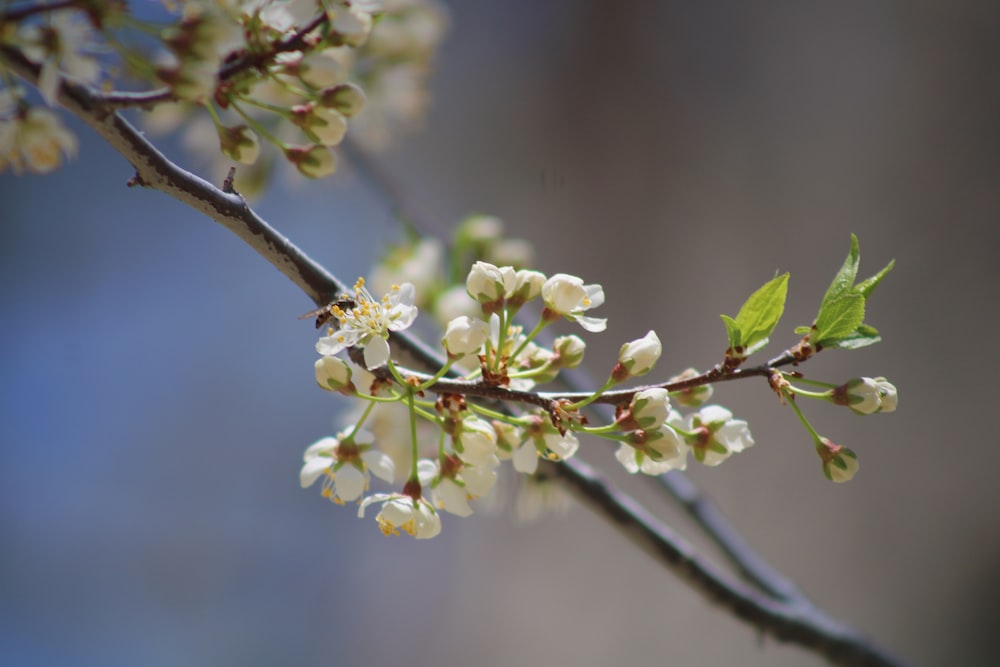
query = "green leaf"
(733, 273, 789, 356)
(720, 314, 741, 350)
(828, 324, 882, 350)
(814, 293, 865, 345)
(855, 259, 895, 299)
(821, 234, 860, 310)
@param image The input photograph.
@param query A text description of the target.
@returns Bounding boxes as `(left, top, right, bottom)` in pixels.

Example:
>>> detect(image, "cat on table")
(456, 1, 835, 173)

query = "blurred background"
(2, 1, 999, 666)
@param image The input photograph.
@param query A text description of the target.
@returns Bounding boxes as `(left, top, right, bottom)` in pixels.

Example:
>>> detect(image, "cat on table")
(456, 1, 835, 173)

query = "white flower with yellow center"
(300, 428, 395, 504)
(358, 493, 441, 539)
(315, 278, 418, 369)
(541, 273, 607, 332)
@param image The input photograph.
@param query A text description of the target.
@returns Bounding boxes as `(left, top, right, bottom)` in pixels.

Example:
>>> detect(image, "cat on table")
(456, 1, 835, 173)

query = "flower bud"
(291, 104, 347, 146)
(466, 261, 516, 312)
(833, 377, 898, 415)
(618, 388, 671, 431)
(613, 330, 661, 381)
(507, 269, 546, 309)
(314, 355, 354, 393)
(297, 49, 346, 88)
(668, 368, 713, 408)
(551, 335, 586, 369)
(817, 437, 860, 482)
(442, 316, 489, 358)
(285, 144, 336, 178)
(872, 377, 898, 413)
(457, 214, 504, 245)
(218, 124, 260, 165)
(319, 82, 366, 117)
(489, 238, 535, 268)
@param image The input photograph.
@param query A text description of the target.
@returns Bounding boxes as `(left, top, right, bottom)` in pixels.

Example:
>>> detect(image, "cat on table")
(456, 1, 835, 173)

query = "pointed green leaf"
(733, 273, 789, 356)
(855, 259, 895, 299)
(720, 314, 741, 350)
(821, 234, 860, 309)
(815, 293, 865, 345)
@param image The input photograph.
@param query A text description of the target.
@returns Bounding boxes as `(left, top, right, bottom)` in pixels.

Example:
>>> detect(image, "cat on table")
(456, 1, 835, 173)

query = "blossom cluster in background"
(0, 0, 449, 191)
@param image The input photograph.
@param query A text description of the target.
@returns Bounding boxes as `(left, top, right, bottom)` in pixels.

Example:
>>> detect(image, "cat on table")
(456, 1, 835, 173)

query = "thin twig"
(0, 44, 915, 667)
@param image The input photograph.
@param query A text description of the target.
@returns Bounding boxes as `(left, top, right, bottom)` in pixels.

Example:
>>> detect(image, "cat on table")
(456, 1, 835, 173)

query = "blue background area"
(2, 2, 999, 666)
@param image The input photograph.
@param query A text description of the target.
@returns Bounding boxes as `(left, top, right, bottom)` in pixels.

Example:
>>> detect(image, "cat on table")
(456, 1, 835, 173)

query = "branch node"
(126, 171, 147, 188)
(222, 167, 238, 194)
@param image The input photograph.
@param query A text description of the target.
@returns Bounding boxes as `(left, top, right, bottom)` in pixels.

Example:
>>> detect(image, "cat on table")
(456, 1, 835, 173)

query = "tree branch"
(0, 44, 915, 667)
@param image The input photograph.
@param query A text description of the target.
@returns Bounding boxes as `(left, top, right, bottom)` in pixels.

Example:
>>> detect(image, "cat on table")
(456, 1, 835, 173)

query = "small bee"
(299, 296, 357, 329)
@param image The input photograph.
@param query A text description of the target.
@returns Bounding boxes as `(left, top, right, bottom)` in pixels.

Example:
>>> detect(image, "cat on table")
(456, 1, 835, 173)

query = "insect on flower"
(299, 295, 358, 329)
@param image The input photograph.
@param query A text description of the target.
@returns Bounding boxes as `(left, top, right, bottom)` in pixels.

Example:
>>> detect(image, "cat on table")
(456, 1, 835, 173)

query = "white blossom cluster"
(0, 0, 448, 187)
(304, 256, 759, 539)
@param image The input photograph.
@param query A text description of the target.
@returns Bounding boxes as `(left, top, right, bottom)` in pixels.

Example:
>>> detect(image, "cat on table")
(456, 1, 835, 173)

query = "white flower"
(314, 356, 353, 392)
(686, 405, 754, 466)
(817, 438, 860, 483)
(466, 261, 516, 308)
(454, 418, 498, 465)
(358, 493, 441, 539)
(541, 273, 607, 332)
(418, 456, 499, 517)
(616, 330, 662, 379)
(20, 11, 102, 105)
(442, 316, 489, 358)
(616, 422, 688, 475)
(0, 108, 78, 175)
(510, 416, 581, 474)
(315, 279, 418, 369)
(300, 429, 394, 503)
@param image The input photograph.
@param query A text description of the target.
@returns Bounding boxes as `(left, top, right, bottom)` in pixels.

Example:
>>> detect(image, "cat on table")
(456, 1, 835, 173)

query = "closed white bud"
(508, 269, 546, 308)
(442, 316, 489, 358)
(319, 83, 366, 117)
(466, 261, 516, 310)
(218, 124, 260, 165)
(817, 438, 860, 482)
(552, 335, 586, 369)
(314, 356, 353, 392)
(613, 330, 661, 381)
(285, 144, 336, 178)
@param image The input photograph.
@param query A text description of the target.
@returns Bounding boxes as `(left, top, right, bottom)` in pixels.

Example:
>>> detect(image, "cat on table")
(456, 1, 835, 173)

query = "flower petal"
(300, 457, 331, 488)
(363, 336, 390, 369)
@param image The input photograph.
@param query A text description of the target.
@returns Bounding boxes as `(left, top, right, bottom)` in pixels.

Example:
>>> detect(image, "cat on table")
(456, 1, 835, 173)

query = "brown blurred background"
(1, 2, 998, 666)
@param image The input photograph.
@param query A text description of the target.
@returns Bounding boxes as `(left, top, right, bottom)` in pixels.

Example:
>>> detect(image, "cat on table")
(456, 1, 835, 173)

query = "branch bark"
(0, 45, 916, 667)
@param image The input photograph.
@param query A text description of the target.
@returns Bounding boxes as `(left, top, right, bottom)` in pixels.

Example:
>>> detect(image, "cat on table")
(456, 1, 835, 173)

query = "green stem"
(416, 359, 455, 391)
(783, 389, 822, 442)
(406, 386, 420, 482)
(231, 100, 285, 147)
(507, 318, 548, 362)
(568, 377, 616, 411)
